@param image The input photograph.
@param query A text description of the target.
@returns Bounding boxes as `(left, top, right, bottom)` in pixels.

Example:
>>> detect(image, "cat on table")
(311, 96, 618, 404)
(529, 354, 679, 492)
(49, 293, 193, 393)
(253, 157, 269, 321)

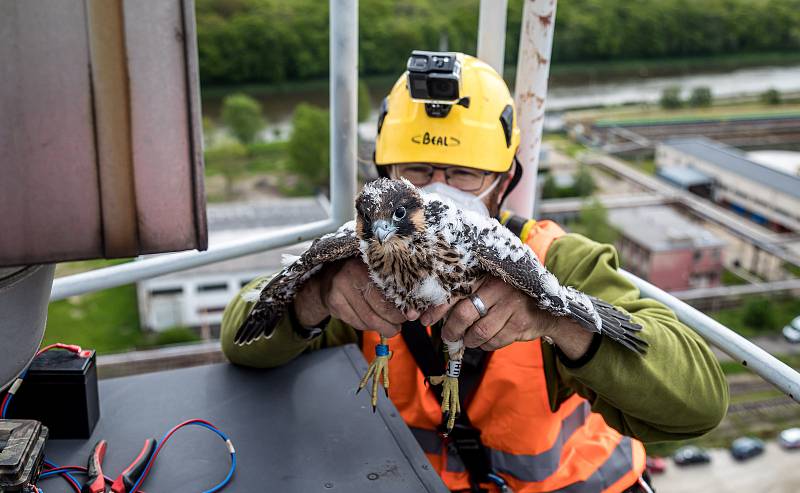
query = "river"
(202, 64, 800, 140)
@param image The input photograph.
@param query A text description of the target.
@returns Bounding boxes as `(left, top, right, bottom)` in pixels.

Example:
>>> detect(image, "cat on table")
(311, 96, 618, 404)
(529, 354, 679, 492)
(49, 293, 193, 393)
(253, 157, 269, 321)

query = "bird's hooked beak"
(372, 219, 397, 244)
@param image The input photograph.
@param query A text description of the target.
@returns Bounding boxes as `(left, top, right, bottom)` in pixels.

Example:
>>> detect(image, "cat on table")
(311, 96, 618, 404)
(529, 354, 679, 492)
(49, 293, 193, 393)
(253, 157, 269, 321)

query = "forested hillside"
(196, 0, 800, 85)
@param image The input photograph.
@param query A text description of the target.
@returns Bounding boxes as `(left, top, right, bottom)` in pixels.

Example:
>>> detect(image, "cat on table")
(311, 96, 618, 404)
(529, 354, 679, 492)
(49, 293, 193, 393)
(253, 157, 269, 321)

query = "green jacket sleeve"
(220, 276, 357, 368)
(541, 233, 729, 443)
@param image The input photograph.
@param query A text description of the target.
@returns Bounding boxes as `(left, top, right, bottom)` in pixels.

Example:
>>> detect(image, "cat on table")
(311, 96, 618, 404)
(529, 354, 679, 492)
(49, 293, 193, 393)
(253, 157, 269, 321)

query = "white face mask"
(422, 176, 501, 217)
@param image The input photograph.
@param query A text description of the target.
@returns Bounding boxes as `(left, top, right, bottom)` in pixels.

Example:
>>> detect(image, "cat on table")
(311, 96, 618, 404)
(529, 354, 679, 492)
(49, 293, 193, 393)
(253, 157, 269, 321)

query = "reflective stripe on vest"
(556, 437, 642, 493)
(411, 401, 592, 477)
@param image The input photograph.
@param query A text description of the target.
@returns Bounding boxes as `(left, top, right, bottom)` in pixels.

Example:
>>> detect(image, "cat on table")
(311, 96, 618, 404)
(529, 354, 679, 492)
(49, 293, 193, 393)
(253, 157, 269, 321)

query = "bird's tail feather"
(567, 296, 648, 355)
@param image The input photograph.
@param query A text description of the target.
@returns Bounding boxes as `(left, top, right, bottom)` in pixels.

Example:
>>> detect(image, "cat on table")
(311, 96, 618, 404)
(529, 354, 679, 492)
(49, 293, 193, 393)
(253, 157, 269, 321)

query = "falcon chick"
(234, 178, 647, 431)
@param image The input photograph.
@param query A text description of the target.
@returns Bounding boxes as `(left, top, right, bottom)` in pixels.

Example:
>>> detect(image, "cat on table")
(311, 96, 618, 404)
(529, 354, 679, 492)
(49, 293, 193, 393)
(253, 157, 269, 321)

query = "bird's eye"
(393, 206, 406, 221)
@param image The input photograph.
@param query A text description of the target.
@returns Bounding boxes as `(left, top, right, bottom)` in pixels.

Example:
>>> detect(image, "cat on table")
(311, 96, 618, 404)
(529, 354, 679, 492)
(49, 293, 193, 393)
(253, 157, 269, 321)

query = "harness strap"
(501, 213, 536, 243)
(399, 214, 533, 491)
(401, 321, 491, 492)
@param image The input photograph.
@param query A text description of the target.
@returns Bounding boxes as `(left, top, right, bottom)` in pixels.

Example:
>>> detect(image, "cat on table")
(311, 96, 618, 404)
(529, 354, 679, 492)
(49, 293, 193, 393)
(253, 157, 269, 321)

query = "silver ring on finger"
(469, 293, 488, 318)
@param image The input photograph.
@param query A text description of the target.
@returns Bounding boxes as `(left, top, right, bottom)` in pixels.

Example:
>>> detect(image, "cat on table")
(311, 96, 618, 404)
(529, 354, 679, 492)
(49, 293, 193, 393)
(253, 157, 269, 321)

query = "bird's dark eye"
(393, 206, 406, 221)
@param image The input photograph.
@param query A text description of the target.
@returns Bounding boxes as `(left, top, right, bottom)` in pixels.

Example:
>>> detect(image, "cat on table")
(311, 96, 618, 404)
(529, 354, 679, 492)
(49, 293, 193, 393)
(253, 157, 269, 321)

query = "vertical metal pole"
(329, 0, 359, 226)
(507, 0, 557, 217)
(476, 0, 508, 75)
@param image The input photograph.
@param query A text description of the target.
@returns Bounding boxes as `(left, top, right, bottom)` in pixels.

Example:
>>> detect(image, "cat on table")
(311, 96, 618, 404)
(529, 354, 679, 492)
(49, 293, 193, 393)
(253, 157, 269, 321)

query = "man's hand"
(294, 258, 409, 338)
(419, 277, 594, 359)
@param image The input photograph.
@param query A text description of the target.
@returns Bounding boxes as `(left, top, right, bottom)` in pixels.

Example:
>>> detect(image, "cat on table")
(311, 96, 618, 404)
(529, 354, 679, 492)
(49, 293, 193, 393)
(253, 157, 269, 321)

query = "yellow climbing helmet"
(375, 52, 520, 173)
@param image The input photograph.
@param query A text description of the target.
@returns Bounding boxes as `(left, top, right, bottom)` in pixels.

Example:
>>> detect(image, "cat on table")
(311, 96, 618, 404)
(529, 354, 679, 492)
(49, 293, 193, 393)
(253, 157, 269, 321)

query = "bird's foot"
(357, 336, 391, 412)
(428, 373, 460, 435)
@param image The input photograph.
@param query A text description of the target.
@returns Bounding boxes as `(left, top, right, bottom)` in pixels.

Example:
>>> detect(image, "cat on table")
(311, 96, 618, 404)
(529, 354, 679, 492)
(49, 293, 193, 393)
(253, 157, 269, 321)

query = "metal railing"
(622, 272, 800, 402)
(49, 0, 800, 405)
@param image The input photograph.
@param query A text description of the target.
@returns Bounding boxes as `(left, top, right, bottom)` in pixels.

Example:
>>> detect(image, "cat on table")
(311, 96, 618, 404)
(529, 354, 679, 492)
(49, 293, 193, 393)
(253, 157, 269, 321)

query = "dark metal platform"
(44, 345, 447, 492)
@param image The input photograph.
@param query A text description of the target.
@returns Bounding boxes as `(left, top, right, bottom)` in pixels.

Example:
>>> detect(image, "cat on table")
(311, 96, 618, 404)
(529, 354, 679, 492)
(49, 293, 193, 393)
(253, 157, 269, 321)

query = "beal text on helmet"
(411, 132, 461, 147)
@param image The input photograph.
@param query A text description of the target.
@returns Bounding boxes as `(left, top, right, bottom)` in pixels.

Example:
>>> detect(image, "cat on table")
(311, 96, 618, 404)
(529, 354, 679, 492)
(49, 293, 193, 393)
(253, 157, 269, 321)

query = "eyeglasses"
(393, 164, 493, 192)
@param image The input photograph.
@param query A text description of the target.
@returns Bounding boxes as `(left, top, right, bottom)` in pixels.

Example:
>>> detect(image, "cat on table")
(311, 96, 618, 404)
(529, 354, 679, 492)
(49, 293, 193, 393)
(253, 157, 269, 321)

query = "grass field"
(709, 297, 800, 338)
(47, 259, 200, 354)
(543, 133, 589, 157)
(44, 284, 144, 353)
(721, 269, 750, 286)
(568, 102, 800, 127)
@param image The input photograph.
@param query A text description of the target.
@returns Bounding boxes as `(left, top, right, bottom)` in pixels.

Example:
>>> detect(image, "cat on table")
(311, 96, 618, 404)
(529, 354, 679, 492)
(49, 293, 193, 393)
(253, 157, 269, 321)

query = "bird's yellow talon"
(357, 336, 391, 411)
(429, 373, 461, 434)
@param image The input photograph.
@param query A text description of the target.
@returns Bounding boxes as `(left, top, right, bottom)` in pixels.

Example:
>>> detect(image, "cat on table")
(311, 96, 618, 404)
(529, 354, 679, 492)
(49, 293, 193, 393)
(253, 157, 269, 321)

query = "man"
(221, 53, 728, 492)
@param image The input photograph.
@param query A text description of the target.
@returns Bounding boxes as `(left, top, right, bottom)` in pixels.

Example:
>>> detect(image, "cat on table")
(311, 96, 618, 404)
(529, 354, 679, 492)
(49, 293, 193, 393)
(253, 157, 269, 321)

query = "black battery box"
(10, 350, 100, 439)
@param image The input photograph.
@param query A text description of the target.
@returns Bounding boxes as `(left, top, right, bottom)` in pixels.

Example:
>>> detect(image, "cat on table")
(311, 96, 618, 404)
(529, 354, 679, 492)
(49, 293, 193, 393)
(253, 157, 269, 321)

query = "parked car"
(673, 446, 711, 466)
(778, 428, 800, 450)
(782, 316, 800, 343)
(646, 456, 667, 474)
(730, 437, 765, 461)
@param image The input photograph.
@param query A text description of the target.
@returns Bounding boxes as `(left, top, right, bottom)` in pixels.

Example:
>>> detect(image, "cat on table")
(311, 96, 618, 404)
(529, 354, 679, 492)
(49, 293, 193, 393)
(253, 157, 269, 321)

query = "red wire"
(36, 343, 91, 358)
(134, 419, 220, 490)
(43, 462, 146, 492)
(42, 464, 82, 493)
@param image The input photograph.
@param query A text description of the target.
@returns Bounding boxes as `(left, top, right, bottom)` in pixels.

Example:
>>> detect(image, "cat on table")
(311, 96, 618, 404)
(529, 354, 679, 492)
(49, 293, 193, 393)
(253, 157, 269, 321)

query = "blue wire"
(1, 369, 29, 419)
(0, 397, 9, 419)
(42, 459, 82, 490)
(128, 421, 236, 493)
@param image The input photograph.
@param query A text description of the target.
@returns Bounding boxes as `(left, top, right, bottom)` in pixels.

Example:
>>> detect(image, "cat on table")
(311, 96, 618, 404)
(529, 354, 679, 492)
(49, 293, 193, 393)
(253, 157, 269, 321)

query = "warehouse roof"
(661, 137, 800, 199)
(657, 165, 712, 188)
(608, 205, 726, 252)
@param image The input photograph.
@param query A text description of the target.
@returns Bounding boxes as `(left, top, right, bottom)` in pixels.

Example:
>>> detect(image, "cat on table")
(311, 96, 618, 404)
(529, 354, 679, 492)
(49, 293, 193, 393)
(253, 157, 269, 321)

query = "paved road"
(651, 443, 800, 493)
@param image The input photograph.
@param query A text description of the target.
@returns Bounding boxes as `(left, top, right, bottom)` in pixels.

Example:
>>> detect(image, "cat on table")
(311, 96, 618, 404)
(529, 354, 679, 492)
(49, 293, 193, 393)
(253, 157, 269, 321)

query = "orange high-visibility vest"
(362, 219, 646, 492)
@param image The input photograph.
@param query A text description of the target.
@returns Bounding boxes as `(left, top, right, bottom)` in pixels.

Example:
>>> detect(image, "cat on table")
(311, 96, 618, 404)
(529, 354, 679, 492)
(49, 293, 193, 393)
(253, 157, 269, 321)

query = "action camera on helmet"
(406, 51, 462, 103)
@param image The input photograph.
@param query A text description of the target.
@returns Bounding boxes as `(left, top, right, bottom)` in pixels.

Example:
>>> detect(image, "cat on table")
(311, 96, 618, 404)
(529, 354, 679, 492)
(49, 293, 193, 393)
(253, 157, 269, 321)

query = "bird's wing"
(470, 222, 648, 355)
(234, 221, 360, 345)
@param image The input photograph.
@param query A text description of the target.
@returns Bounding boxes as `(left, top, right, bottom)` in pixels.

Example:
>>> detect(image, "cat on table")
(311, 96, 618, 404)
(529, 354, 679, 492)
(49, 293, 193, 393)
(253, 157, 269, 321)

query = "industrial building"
(656, 137, 800, 233)
(608, 205, 726, 291)
(136, 197, 328, 331)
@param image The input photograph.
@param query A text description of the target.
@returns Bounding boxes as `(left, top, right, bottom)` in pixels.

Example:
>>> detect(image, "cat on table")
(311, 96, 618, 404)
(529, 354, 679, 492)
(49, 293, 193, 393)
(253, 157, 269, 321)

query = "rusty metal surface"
(181, 0, 209, 251)
(0, 0, 207, 267)
(0, 0, 103, 264)
(87, 0, 141, 257)
(123, 0, 200, 254)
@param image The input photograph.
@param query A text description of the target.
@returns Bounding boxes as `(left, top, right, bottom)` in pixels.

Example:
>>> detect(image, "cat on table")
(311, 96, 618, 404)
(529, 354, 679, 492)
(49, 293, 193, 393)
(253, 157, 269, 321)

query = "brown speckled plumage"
(234, 178, 647, 355)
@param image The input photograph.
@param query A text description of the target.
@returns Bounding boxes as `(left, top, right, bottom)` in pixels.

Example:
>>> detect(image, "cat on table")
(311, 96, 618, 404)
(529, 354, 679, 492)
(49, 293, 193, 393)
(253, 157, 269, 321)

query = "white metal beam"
(50, 220, 338, 301)
(623, 270, 800, 403)
(476, 0, 508, 75)
(507, 0, 558, 217)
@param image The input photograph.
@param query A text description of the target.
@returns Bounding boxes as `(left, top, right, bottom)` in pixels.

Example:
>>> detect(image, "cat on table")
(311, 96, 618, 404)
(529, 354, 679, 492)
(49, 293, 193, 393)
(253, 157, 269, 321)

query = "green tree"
(202, 116, 215, 148)
(205, 141, 249, 199)
(288, 103, 330, 190)
(196, 0, 800, 86)
(358, 80, 372, 122)
(761, 88, 782, 105)
(221, 93, 265, 144)
(542, 173, 560, 199)
(660, 86, 683, 109)
(689, 86, 712, 107)
(572, 198, 618, 245)
(742, 297, 776, 332)
(573, 166, 595, 197)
